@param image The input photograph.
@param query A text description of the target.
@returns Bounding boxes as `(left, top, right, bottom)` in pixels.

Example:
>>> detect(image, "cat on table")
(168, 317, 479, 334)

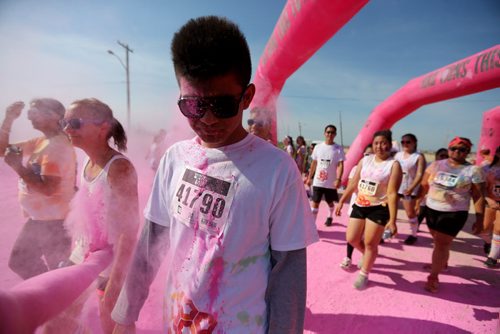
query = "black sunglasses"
(401, 140, 412, 144)
(247, 119, 266, 127)
(177, 88, 247, 119)
(449, 146, 468, 153)
(59, 118, 103, 130)
(325, 131, 336, 134)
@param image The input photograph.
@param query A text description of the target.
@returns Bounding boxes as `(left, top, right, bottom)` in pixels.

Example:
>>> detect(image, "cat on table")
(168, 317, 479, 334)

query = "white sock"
(311, 207, 319, 217)
(409, 217, 418, 237)
(328, 206, 334, 218)
(489, 233, 500, 259)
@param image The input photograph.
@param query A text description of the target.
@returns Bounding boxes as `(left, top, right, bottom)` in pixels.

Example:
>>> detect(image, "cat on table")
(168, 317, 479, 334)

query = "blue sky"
(0, 0, 498, 151)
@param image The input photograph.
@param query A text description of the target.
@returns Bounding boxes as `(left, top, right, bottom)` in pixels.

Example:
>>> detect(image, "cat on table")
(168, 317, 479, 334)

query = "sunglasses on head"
(177, 88, 247, 119)
(59, 118, 103, 130)
(449, 146, 468, 153)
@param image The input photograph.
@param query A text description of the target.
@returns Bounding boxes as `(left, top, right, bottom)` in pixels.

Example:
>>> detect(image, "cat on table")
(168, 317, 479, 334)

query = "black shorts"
(311, 186, 339, 204)
(350, 204, 390, 226)
(398, 194, 417, 200)
(425, 207, 468, 237)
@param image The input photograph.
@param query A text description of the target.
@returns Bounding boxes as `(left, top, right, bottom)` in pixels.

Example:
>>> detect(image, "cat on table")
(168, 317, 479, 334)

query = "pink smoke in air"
(64, 182, 110, 253)
(0, 99, 196, 330)
(0, 248, 112, 334)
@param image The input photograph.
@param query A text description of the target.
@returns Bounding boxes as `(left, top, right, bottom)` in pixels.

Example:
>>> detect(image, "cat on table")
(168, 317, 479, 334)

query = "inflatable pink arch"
(249, 0, 369, 143)
(476, 106, 500, 165)
(343, 45, 500, 184)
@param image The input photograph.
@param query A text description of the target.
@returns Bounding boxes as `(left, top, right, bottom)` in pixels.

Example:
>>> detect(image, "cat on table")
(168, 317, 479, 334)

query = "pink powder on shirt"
(185, 141, 209, 171)
(207, 256, 225, 311)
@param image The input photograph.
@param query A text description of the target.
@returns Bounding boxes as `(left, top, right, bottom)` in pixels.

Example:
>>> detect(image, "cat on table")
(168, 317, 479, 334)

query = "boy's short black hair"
(324, 124, 337, 132)
(171, 16, 252, 88)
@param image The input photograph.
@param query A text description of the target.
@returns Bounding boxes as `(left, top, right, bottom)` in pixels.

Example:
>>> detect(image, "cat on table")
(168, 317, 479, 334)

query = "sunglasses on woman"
(449, 146, 468, 153)
(177, 88, 247, 119)
(59, 118, 104, 130)
(247, 119, 266, 127)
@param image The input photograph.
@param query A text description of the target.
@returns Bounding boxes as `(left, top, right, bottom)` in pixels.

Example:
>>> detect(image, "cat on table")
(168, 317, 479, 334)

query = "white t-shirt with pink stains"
(355, 155, 397, 207)
(426, 159, 485, 212)
(144, 134, 318, 333)
(311, 142, 345, 189)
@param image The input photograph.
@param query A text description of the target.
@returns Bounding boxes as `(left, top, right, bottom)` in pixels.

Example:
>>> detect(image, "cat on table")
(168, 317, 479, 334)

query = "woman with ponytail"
(45, 98, 139, 333)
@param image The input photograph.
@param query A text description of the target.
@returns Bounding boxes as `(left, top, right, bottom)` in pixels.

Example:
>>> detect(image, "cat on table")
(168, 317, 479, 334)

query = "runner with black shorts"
(336, 130, 402, 290)
(420, 136, 485, 293)
(306, 125, 345, 226)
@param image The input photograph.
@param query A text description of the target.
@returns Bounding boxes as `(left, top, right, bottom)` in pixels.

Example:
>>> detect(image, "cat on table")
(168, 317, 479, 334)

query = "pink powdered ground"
(1, 148, 499, 333)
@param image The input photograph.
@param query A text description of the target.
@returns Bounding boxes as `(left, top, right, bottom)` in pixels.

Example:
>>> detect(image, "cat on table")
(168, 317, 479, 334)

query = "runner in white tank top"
(45, 98, 139, 333)
(336, 130, 402, 290)
(395, 134, 426, 245)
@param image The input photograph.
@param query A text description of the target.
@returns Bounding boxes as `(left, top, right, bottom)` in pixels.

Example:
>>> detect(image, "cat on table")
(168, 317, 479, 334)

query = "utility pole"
(339, 110, 344, 147)
(298, 122, 302, 136)
(108, 41, 133, 131)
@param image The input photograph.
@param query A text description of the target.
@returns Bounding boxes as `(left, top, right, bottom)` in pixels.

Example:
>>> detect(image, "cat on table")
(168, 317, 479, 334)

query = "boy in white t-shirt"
(306, 125, 345, 226)
(112, 16, 318, 334)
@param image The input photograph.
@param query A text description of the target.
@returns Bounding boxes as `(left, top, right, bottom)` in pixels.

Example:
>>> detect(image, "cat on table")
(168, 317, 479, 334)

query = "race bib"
(434, 172, 458, 188)
(358, 179, 378, 196)
(316, 159, 331, 181)
(173, 167, 235, 236)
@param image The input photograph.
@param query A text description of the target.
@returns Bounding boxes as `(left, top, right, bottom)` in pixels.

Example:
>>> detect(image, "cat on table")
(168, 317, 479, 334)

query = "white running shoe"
(340, 257, 352, 270)
(354, 273, 369, 290)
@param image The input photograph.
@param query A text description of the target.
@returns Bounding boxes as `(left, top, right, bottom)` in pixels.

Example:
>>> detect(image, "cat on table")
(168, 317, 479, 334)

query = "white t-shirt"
(356, 155, 397, 207)
(395, 151, 422, 196)
(144, 134, 318, 333)
(311, 142, 345, 189)
(426, 159, 485, 212)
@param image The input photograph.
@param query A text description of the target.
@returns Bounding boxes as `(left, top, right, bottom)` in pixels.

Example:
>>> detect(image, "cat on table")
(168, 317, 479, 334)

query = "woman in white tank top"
(45, 98, 139, 333)
(336, 130, 402, 290)
(395, 134, 426, 245)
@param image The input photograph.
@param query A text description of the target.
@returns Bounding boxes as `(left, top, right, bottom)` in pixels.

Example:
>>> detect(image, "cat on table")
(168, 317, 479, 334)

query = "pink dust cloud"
(0, 248, 112, 333)
(65, 183, 109, 253)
